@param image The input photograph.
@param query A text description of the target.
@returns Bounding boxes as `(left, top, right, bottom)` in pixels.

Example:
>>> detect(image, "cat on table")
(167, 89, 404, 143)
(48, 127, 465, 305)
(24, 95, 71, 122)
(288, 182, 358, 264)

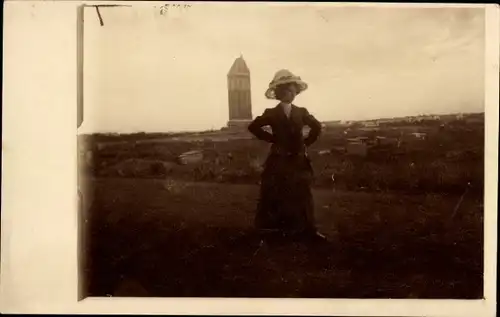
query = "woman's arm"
(303, 108, 322, 147)
(248, 109, 275, 143)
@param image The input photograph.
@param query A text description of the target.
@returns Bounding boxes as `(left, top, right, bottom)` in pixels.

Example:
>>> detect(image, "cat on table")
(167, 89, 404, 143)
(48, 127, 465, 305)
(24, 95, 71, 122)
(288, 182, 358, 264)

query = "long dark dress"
(248, 104, 322, 236)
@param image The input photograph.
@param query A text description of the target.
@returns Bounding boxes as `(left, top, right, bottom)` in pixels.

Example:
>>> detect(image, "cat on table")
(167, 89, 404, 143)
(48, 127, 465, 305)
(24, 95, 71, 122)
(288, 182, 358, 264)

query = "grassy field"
(80, 118, 484, 196)
(80, 115, 484, 298)
(82, 177, 483, 299)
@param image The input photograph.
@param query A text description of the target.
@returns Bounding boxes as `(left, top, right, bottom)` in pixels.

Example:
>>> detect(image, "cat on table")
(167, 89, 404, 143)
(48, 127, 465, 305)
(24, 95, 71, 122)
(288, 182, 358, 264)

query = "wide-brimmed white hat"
(265, 69, 308, 100)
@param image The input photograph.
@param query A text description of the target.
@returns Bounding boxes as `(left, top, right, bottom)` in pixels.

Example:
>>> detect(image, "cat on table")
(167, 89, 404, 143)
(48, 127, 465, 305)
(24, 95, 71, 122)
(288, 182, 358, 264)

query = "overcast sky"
(79, 3, 485, 133)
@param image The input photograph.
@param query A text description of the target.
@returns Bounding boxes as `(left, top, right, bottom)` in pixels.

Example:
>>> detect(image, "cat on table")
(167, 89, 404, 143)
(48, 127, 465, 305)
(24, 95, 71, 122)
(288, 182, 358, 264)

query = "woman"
(248, 69, 326, 243)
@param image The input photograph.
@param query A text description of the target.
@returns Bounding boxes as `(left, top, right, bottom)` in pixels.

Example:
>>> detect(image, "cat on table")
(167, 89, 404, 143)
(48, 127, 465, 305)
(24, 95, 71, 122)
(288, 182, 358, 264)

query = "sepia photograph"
(77, 2, 487, 300)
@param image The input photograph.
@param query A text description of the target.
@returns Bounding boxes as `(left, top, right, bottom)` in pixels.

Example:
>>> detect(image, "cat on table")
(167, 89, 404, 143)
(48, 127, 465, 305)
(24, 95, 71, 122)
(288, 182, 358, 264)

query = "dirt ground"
(81, 177, 483, 299)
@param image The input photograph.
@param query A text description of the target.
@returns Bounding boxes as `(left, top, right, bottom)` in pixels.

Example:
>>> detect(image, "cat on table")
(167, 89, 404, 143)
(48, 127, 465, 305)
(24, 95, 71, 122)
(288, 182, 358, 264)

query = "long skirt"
(254, 153, 317, 235)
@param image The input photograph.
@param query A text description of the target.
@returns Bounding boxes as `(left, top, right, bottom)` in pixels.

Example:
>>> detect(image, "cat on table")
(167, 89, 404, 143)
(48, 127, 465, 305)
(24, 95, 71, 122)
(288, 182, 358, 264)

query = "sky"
(79, 3, 485, 133)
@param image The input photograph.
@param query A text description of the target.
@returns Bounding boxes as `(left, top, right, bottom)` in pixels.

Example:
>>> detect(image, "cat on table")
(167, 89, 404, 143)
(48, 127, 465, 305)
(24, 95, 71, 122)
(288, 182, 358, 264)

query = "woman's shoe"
(305, 231, 328, 244)
(315, 232, 327, 240)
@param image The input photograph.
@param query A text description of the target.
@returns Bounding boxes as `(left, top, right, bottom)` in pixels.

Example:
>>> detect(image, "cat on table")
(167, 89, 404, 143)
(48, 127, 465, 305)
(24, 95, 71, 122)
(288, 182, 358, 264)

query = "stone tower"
(227, 55, 252, 129)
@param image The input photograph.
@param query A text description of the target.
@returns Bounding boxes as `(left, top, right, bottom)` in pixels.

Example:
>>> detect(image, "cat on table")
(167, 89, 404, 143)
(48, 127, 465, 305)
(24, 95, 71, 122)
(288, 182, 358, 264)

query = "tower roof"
(228, 55, 250, 76)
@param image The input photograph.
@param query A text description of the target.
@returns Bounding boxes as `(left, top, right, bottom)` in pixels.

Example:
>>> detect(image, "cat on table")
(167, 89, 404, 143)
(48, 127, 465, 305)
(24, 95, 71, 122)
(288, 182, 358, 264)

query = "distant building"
(177, 150, 204, 165)
(376, 119, 394, 125)
(359, 127, 380, 132)
(227, 119, 252, 129)
(323, 120, 342, 127)
(363, 121, 378, 127)
(347, 136, 369, 144)
(411, 132, 427, 140)
(346, 142, 367, 157)
(375, 136, 399, 146)
(465, 114, 484, 124)
(227, 55, 252, 129)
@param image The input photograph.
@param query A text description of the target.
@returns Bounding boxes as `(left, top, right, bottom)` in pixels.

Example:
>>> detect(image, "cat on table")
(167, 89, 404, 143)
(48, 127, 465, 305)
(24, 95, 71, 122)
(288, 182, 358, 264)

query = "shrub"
(87, 126, 484, 196)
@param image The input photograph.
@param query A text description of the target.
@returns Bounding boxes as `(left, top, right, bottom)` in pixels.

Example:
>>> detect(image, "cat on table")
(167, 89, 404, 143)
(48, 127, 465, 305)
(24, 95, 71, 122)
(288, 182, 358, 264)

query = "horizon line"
(78, 111, 484, 136)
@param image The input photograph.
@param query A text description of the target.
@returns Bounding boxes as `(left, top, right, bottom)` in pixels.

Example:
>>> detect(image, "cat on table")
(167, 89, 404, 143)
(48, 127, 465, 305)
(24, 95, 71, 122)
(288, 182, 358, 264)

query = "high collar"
(279, 102, 293, 112)
(279, 102, 293, 119)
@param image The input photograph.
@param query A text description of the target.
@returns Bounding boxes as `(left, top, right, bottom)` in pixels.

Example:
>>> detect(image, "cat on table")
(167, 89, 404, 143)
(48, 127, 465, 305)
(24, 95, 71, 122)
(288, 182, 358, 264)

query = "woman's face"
(277, 84, 298, 103)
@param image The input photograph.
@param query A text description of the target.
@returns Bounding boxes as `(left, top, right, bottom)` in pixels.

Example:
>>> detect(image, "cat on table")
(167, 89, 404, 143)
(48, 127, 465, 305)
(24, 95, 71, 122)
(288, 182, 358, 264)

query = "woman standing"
(248, 69, 326, 243)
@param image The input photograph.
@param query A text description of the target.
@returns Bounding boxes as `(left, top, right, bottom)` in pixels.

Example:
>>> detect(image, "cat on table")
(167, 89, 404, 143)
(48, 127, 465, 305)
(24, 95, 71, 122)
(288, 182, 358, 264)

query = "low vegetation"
(80, 114, 484, 299)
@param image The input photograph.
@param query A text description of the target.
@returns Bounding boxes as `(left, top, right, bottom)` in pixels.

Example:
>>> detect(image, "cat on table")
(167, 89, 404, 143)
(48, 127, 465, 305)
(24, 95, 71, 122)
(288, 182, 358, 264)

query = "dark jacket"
(248, 104, 322, 156)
